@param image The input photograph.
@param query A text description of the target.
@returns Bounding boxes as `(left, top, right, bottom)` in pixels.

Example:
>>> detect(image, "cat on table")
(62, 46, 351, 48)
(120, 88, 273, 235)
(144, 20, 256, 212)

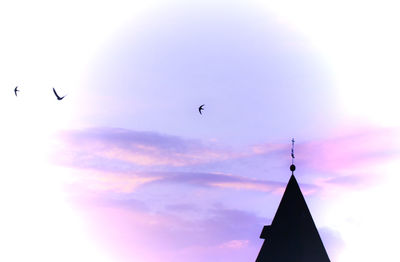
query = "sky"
(0, 0, 400, 261)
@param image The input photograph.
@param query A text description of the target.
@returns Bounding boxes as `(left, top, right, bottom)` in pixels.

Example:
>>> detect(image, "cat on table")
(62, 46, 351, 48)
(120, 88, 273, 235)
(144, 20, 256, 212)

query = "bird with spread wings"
(53, 88, 66, 100)
(198, 104, 205, 115)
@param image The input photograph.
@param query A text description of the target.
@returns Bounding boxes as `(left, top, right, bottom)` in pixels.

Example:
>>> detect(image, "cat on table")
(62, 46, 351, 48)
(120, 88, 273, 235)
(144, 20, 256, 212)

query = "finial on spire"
(290, 138, 296, 173)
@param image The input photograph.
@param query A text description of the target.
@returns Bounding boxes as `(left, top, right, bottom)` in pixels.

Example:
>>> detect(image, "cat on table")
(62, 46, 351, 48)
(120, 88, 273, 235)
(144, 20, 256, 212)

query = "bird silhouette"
(14, 86, 19, 96)
(198, 104, 205, 115)
(53, 88, 66, 100)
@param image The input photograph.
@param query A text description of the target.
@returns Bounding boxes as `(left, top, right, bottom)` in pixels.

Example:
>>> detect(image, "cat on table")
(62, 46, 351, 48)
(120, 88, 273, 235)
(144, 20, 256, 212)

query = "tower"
(255, 139, 330, 262)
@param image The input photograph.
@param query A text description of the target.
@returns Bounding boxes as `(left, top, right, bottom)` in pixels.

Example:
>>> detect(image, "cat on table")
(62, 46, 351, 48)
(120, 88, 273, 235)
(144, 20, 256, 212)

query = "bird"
(53, 88, 66, 100)
(198, 104, 205, 115)
(14, 86, 19, 96)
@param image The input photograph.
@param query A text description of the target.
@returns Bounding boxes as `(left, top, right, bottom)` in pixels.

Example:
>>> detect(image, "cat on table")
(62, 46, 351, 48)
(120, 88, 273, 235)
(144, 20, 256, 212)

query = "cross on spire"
(290, 138, 296, 173)
(291, 138, 295, 164)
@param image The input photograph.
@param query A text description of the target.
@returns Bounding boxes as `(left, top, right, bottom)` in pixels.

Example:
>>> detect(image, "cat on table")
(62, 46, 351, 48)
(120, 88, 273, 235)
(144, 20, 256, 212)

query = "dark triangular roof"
(256, 175, 330, 262)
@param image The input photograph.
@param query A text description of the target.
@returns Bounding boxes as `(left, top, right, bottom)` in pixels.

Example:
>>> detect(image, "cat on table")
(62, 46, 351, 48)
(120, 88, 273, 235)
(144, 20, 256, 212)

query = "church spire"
(255, 139, 330, 262)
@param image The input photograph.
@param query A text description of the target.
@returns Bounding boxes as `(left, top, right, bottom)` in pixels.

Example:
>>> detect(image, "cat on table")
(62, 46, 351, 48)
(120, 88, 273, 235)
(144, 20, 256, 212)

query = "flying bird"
(198, 104, 205, 115)
(53, 88, 66, 100)
(14, 86, 19, 96)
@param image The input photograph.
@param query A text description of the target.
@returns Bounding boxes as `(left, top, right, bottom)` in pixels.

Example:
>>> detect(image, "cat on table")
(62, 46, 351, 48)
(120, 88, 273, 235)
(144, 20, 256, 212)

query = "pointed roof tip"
(281, 174, 303, 203)
(287, 174, 303, 193)
(288, 173, 297, 183)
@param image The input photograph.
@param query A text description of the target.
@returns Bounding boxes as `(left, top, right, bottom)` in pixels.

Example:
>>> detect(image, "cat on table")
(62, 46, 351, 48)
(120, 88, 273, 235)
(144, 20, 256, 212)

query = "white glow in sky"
(260, 0, 400, 126)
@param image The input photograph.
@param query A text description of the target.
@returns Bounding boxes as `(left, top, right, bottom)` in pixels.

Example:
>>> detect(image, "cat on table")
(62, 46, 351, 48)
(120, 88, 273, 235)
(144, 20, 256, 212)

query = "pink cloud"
(54, 128, 247, 168)
(52, 126, 400, 196)
(62, 167, 291, 195)
(298, 126, 400, 172)
(210, 181, 285, 193)
(68, 169, 162, 193)
(61, 126, 400, 175)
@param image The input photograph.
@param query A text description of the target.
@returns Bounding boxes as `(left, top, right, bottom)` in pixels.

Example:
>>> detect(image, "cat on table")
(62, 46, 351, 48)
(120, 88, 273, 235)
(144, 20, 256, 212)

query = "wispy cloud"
(61, 168, 291, 195)
(53, 126, 400, 195)
(298, 126, 400, 172)
(55, 127, 244, 168)
(53, 128, 290, 194)
(296, 126, 400, 190)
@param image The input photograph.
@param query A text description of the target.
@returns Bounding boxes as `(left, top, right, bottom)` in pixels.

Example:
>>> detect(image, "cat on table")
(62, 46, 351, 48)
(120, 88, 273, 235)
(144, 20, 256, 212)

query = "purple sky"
(51, 125, 399, 261)
(1, 1, 400, 261)
(78, 2, 338, 145)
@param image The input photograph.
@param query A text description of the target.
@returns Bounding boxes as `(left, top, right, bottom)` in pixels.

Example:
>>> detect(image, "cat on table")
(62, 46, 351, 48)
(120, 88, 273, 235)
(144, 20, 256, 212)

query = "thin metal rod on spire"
(291, 138, 295, 164)
(290, 138, 296, 174)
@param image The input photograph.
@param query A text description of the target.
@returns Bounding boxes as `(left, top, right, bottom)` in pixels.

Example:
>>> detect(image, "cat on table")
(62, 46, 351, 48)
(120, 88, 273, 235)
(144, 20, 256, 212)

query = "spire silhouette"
(256, 174, 330, 262)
